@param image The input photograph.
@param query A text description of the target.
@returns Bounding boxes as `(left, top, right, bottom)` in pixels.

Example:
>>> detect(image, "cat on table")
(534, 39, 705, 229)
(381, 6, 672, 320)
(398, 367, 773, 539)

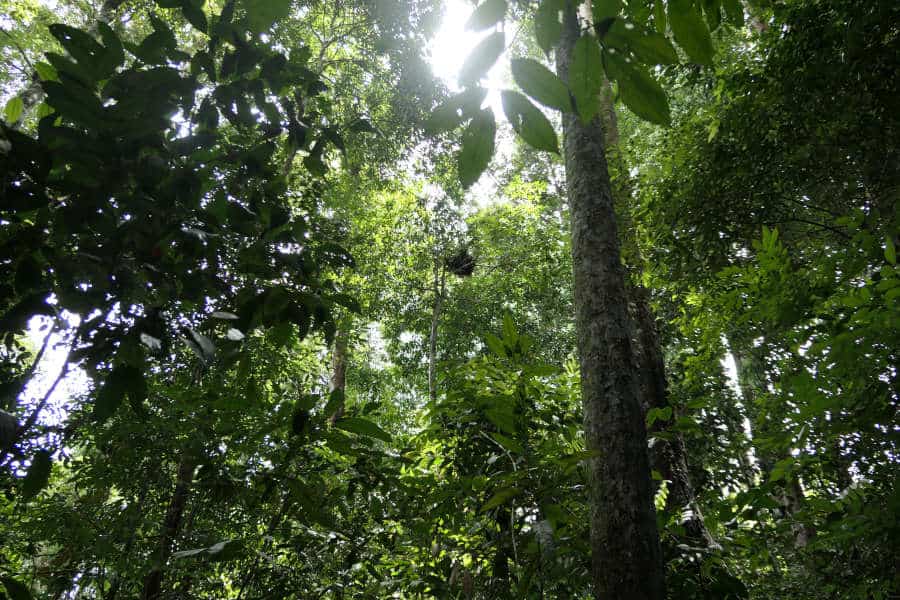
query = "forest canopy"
(0, 0, 897, 598)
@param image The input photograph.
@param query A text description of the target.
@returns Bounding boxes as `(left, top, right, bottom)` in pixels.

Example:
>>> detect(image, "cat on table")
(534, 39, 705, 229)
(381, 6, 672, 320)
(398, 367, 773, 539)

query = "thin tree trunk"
(631, 286, 718, 548)
(328, 327, 348, 425)
(141, 456, 196, 600)
(428, 260, 446, 405)
(556, 5, 665, 598)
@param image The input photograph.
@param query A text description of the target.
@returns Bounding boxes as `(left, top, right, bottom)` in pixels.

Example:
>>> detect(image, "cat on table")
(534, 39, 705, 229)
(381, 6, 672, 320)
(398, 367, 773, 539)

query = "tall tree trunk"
(631, 286, 718, 548)
(428, 260, 446, 404)
(141, 456, 196, 600)
(595, 67, 715, 549)
(556, 5, 665, 598)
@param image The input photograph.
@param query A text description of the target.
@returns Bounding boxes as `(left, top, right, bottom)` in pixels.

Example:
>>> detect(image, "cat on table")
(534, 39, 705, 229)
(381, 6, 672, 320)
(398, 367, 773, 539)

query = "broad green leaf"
(722, 0, 744, 26)
(458, 108, 496, 188)
(593, 0, 623, 20)
(502, 91, 558, 153)
(885, 237, 897, 265)
(48, 24, 106, 78)
(534, 0, 563, 53)
(703, 0, 722, 31)
(242, 0, 291, 33)
(458, 31, 505, 87)
(22, 450, 52, 499)
(1, 577, 33, 600)
(465, 0, 507, 31)
(484, 333, 506, 357)
(668, 0, 715, 65)
(480, 487, 521, 512)
(653, 0, 667, 33)
(182, 0, 208, 33)
(511, 58, 571, 112)
(424, 87, 488, 135)
(569, 34, 604, 123)
(335, 417, 392, 443)
(604, 20, 678, 65)
(33, 61, 58, 82)
(4, 97, 23, 123)
(96, 22, 125, 75)
(94, 365, 145, 422)
(605, 52, 670, 125)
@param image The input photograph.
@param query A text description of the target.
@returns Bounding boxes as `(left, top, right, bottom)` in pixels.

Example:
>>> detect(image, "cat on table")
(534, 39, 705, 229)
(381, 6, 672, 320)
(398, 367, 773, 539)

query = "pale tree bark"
(556, 4, 665, 598)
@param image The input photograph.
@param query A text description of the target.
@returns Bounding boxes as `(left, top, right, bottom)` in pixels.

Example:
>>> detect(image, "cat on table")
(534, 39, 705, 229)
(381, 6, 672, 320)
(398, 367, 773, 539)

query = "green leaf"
(605, 52, 670, 125)
(668, 0, 715, 65)
(511, 58, 571, 112)
(569, 34, 604, 123)
(94, 365, 145, 422)
(604, 20, 678, 65)
(465, 0, 507, 31)
(458, 108, 496, 188)
(424, 87, 488, 135)
(458, 31, 505, 87)
(335, 417, 392, 443)
(653, 0, 667, 33)
(885, 237, 897, 265)
(501, 91, 559, 154)
(33, 61, 58, 82)
(22, 450, 52, 499)
(703, 0, 722, 31)
(722, 0, 744, 27)
(48, 24, 106, 78)
(593, 0, 623, 20)
(1, 577, 33, 600)
(484, 333, 507, 357)
(96, 23, 125, 75)
(242, 0, 291, 33)
(182, 1, 209, 33)
(4, 97, 23, 123)
(480, 487, 520, 512)
(534, 0, 563, 53)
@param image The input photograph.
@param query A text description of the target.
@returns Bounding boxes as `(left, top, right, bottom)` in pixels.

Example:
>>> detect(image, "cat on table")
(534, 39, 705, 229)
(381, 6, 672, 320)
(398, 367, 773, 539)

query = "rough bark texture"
(557, 6, 665, 598)
(631, 286, 717, 548)
(141, 457, 196, 600)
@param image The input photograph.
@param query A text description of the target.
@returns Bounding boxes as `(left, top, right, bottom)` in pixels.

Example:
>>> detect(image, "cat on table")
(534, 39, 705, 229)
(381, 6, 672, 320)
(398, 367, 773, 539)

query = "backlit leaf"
(511, 58, 571, 111)
(458, 31, 505, 87)
(466, 0, 507, 31)
(458, 108, 496, 188)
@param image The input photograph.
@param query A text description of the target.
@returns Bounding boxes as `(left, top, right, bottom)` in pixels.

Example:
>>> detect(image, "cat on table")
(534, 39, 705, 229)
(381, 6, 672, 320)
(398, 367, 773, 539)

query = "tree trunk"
(594, 60, 715, 549)
(427, 260, 446, 404)
(328, 327, 348, 424)
(631, 286, 718, 548)
(556, 5, 665, 598)
(141, 456, 196, 600)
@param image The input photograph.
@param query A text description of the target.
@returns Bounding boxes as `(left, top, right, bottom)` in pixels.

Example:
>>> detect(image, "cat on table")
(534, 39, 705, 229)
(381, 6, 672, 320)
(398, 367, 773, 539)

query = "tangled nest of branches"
(445, 247, 476, 277)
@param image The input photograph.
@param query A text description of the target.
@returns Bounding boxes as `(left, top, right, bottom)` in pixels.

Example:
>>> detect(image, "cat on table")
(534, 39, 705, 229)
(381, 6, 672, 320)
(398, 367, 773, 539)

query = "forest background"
(0, 0, 897, 598)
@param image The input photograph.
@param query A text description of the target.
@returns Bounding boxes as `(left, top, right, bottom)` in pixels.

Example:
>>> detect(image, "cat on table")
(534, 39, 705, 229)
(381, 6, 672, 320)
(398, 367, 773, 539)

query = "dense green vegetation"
(0, 0, 896, 598)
